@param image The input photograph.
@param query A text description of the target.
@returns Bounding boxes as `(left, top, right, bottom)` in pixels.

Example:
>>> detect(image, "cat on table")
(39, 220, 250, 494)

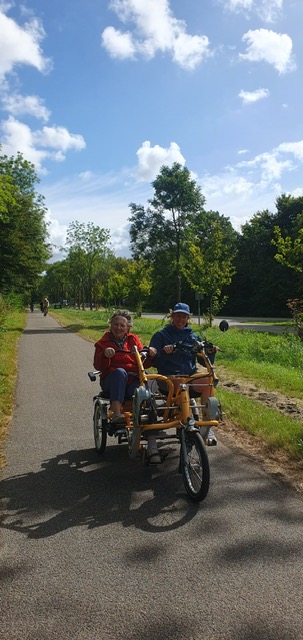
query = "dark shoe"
(111, 414, 126, 425)
(110, 414, 126, 435)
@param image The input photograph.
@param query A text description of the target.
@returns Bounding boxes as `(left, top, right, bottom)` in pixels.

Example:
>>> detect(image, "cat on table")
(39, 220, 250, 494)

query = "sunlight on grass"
(217, 388, 303, 460)
(0, 309, 27, 468)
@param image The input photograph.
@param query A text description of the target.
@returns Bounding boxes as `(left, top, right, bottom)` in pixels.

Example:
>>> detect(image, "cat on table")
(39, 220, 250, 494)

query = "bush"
(287, 298, 303, 340)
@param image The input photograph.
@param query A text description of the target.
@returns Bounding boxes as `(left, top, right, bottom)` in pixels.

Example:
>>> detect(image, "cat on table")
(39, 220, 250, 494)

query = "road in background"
(142, 314, 293, 334)
(1, 311, 302, 640)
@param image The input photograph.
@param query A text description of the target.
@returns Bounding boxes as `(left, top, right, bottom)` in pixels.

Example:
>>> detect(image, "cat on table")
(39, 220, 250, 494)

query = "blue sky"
(1, 0, 303, 260)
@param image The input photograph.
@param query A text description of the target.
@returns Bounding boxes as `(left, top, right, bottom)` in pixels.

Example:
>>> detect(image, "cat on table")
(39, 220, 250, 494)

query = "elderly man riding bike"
(149, 302, 219, 445)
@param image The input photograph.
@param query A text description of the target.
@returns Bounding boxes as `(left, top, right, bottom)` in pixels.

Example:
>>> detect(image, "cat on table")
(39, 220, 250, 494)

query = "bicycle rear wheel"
(93, 400, 107, 454)
(181, 430, 210, 502)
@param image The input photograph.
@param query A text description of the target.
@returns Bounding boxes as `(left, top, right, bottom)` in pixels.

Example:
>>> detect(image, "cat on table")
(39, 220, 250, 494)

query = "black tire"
(181, 430, 210, 502)
(93, 400, 107, 454)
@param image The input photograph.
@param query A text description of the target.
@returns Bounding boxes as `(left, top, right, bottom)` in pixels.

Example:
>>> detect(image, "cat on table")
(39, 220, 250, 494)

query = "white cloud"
(200, 171, 260, 231)
(45, 209, 67, 252)
(202, 173, 254, 199)
(277, 140, 303, 161)
(0, 7, 51, 79)
(291, 187, 303, 198)
(240, 29, 295, 73)
(1, 117, 49, 171)
(1, 116, 86, 171)
(237, 151, 293, 185)
(1, 92, 51, 121)
(239, 88, 270, 103)
(33, 126, 86, 152)
(136, 140, 185, 181)
(236, 140, 303, 187)
(102, 0, 211, 70)
(101, 26, 136, 59)
(224, 0, 254, 11)
(224, 0, 283, 22)
(172, 32, 210, 70)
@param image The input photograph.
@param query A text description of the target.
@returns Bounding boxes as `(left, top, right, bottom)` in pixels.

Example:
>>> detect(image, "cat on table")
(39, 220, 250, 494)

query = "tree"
(223, 205, 300, 317)
(0, 151, 51, 295)
(185, 211, 237, 323)
(123, 258, 153, 316)
(64, 221, 113, 309)
(272, 194, 303, 337)
(272, 194, 303, 275)
(129, 163, 206, 301)
(41, 260, 71, 303)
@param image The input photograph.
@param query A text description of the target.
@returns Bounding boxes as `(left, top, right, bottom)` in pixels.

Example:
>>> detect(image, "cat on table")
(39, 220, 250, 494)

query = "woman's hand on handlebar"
(103, 346, 157, 358)
(104, 347, 115, 358)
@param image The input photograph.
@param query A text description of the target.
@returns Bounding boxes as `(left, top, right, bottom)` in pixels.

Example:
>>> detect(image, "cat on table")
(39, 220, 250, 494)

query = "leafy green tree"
(0, 173, 16, 223)
(129, 163, 206, 301)
(272, 194, 303, 275)
(64, 221, 113, 309)
(0, 151, 51, 295)
(123, 258, 153, 316)
(185, 211, 237, 323)
(223, 200, 302, 317)
(106, 271, 130, 307)
(42, 260, 71, 303)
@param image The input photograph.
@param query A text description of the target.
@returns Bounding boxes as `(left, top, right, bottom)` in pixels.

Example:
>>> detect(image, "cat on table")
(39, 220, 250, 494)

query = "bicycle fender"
(132, 386, 151, 426)
(205, 397, 220, 420)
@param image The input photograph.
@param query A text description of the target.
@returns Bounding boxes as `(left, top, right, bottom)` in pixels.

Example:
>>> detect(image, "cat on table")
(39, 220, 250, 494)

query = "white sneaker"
(206, 428, 217, 446)
(146, 448, 162, 464)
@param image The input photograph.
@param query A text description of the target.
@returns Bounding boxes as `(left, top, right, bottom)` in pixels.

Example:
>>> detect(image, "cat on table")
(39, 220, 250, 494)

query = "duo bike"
(88, 322, 228, 502)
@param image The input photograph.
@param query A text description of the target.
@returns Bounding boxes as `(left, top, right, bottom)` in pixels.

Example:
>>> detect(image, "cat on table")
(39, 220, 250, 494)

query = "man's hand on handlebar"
(147, 346, 157, 358)
(163, 341, 221, 355)
(163, 344, 175, 354)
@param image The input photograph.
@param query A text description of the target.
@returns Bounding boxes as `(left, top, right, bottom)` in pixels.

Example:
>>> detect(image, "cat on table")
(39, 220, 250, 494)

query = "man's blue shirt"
(149, 323, 201, 376)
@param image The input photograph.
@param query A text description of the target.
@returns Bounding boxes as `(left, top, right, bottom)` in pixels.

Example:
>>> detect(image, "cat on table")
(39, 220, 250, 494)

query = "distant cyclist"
(43, 297, 49, 316)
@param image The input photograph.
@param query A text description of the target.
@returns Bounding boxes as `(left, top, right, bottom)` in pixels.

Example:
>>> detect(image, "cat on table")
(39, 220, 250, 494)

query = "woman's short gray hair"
(108, 309, 133, 327)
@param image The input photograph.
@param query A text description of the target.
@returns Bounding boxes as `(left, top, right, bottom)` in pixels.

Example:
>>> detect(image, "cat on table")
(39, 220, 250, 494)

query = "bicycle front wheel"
(181, 430, 210, 502)
(93, 400, 107, 454)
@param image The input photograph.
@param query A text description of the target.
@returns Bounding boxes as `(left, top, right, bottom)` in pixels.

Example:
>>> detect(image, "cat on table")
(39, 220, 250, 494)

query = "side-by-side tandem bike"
(88, 322, 228, 502)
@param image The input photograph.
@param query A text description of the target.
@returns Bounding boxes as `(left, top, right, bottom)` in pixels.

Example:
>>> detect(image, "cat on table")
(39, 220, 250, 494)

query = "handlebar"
(169, 340, 219, 353)
(115, 347, 151, 360)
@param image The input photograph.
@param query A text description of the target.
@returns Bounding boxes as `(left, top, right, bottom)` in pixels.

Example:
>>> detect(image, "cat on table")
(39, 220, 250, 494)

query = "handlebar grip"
(172, 341, 183, 351)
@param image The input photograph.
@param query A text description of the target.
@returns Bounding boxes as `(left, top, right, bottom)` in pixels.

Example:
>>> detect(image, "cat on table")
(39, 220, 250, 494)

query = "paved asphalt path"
(1, 311, 303, 640)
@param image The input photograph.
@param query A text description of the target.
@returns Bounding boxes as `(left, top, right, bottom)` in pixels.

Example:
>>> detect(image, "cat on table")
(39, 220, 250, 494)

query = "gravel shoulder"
(216, 375, 303, 496)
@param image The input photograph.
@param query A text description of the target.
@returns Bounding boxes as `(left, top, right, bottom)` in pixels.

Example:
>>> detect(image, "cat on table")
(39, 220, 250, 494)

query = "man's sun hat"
(172, 302, 191, 315)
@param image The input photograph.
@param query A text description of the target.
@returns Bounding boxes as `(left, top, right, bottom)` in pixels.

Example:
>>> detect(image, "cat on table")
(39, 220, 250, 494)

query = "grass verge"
(217, 387, 303, 460)
(0, 309, 27, 471)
